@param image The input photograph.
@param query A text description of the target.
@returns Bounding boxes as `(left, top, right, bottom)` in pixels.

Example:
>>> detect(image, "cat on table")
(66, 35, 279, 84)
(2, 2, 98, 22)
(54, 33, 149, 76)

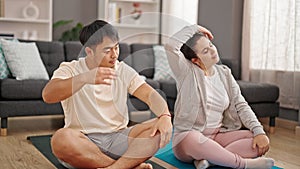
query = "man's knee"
(51, 128, 75, 146)
(51, 128, 82, 159)
(127, 131, 161, 158)
(140, 129, 161, 155)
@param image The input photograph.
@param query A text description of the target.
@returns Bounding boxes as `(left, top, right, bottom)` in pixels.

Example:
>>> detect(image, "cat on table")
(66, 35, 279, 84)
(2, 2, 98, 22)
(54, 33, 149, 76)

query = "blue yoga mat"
(155, 141, 283, 169)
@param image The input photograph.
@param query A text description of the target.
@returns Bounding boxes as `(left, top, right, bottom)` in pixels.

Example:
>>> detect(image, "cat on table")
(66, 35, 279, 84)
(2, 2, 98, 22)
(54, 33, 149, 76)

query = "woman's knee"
(173, 131, 209, 162)
(183, 130, 208, 144)
(173, 144, 194, 162)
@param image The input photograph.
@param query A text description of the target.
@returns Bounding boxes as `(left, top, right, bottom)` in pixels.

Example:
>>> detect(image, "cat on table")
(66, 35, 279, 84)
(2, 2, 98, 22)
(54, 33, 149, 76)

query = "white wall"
(52, 0, 199, 42)
(53, 0, 98, 40)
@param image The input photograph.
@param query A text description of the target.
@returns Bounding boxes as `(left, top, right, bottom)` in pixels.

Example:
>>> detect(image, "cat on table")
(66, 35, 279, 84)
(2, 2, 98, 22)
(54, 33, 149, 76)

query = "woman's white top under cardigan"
(164, 24, 265, 136)
(205, 68, 230, 128)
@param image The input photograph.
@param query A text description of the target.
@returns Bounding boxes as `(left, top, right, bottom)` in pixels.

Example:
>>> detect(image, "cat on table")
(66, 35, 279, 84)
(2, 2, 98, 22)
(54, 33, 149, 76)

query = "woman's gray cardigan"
(164, 25, 265, 136)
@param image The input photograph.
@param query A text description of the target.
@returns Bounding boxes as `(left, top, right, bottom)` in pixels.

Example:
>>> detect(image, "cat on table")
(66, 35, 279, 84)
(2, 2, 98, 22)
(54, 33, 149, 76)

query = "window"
(249, 0, 300, 72)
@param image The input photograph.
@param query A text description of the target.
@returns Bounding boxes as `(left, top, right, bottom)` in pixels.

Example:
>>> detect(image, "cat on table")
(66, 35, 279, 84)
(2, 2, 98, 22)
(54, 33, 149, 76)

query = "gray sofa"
(0, 41, 279, 136)
(0, 40, 159, 136)
(0, 40, 77, 136)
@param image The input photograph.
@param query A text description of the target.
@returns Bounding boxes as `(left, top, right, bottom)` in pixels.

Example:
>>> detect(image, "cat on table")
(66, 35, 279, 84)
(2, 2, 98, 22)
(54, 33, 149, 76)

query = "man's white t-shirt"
(52, 58, 145, 134)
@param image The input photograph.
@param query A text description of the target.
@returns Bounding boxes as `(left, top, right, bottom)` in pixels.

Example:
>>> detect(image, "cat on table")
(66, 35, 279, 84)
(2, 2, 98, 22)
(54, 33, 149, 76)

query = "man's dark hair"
(79, 20, 119, 47)
(180, 32, 205, 61)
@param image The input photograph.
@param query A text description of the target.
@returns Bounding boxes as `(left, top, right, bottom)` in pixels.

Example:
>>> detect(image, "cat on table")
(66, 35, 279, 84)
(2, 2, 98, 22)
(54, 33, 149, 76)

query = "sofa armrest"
(219, 58, 241, 80)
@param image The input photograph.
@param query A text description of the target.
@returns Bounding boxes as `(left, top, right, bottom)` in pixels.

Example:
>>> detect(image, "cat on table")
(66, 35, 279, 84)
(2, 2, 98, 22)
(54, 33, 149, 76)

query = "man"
(42, 20, 172, 169)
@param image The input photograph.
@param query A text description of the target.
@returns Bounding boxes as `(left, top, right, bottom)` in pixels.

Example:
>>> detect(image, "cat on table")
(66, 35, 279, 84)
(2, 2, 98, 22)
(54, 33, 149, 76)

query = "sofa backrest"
(61, 42, 242, 80)
(19, 40, 65, 78)
(26, 40, 241, 80)
(218, 58, 240, 80)
(34, 41, 65, 78)
(118, 43, 131, 63)
(63, 41, 131, 62)
(127, 44, 241, 80)
(130, 44, 155, 78)
(64, 41, 83, 61)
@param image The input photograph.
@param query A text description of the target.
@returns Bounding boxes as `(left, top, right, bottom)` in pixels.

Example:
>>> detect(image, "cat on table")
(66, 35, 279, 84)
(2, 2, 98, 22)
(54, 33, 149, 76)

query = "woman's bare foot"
(134, 162, 153, 169)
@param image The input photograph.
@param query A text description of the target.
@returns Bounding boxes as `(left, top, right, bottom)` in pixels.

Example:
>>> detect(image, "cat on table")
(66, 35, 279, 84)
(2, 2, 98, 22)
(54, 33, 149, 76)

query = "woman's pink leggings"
(173, 129, 259, 169)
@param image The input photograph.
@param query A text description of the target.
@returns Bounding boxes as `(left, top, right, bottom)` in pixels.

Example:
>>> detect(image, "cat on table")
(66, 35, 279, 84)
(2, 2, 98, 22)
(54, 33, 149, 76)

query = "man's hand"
(150, 115, 173, 148)
(85, 67, 117, 85)
(131, 83, 173, 148)
(253, 134, 270, 156)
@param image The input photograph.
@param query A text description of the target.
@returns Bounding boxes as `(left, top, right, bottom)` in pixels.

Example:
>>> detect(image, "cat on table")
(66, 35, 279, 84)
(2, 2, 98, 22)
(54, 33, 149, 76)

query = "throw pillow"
(0, 41, 11, 79)
(0, 39, 49, 80)
(0, 38, 18, 79)
(153, 45, 174, 81)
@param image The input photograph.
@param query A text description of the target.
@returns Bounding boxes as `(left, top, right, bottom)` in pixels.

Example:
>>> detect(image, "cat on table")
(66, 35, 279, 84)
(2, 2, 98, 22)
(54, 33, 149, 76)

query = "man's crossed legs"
(51, 119, 161, 169)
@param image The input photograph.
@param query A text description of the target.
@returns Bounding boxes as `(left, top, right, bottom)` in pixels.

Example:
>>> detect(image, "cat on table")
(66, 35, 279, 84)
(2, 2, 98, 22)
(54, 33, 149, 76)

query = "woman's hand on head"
(198, 25, 214, 40)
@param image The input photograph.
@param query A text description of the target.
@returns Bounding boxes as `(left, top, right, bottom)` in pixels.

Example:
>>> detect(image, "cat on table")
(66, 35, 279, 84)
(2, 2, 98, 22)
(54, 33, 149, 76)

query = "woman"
(164, 24, 274, 169)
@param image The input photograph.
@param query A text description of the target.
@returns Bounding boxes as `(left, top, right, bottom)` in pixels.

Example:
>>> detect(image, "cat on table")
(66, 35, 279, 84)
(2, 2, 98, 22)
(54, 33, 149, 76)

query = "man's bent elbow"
(42, 88, 58, 103)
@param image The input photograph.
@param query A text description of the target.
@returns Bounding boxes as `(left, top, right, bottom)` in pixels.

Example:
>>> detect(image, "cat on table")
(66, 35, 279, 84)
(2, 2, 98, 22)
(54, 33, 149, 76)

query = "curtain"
(242, 0, 300, 110)
(161, 0, 198, 43)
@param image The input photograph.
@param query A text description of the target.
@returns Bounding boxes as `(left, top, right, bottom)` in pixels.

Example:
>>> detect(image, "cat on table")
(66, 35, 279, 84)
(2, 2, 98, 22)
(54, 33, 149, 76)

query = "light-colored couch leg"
(0, 128, 7, 136)
(269, 126, 275, 134)
(296, 126, 300, 136)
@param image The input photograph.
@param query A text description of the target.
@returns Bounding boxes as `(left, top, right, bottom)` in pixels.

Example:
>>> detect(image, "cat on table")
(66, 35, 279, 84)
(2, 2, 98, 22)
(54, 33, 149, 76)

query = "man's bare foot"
(134, 162, 153, 169)
(97, 162, 152, 169)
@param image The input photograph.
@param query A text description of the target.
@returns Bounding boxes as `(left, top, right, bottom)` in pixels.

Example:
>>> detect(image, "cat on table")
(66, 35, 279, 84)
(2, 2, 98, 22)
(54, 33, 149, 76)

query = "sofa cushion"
(219, 58, 240, 80)
(237, 80, 279, 103)
(127, 78, 160, 112)
(130, 44, 155, 78)
(145, 78, 160, 89)
(0, 48, 10, 79)
(0, 101, 63, 117)
(159, 79, 177, 99)
(128, 78, 160, 98)
(153, 45, 174, 81)
(1, 39, 49, 80)
(0, 39, 13, 79)
(0, 78, 47, 99)
(64, 41, 82, 61)
(35, 41, 65, 78)
(64, 41, 132, 65)
(118, 43, 131, 64)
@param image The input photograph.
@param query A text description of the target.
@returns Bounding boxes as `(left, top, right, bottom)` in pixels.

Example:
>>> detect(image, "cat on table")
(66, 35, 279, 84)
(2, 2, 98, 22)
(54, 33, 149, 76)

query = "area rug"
(28, 135, 282, 169)
(27, 135, 66, 169)
(27, 135, 165, 169)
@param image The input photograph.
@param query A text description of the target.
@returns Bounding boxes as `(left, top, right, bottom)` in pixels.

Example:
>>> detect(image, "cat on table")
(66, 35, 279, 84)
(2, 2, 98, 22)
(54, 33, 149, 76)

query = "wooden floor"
(0, 116, 299, 169)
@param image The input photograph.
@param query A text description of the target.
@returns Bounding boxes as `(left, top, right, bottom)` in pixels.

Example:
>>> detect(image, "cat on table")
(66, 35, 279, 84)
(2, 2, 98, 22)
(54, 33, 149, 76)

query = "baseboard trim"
(259, 117, 299, 131)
